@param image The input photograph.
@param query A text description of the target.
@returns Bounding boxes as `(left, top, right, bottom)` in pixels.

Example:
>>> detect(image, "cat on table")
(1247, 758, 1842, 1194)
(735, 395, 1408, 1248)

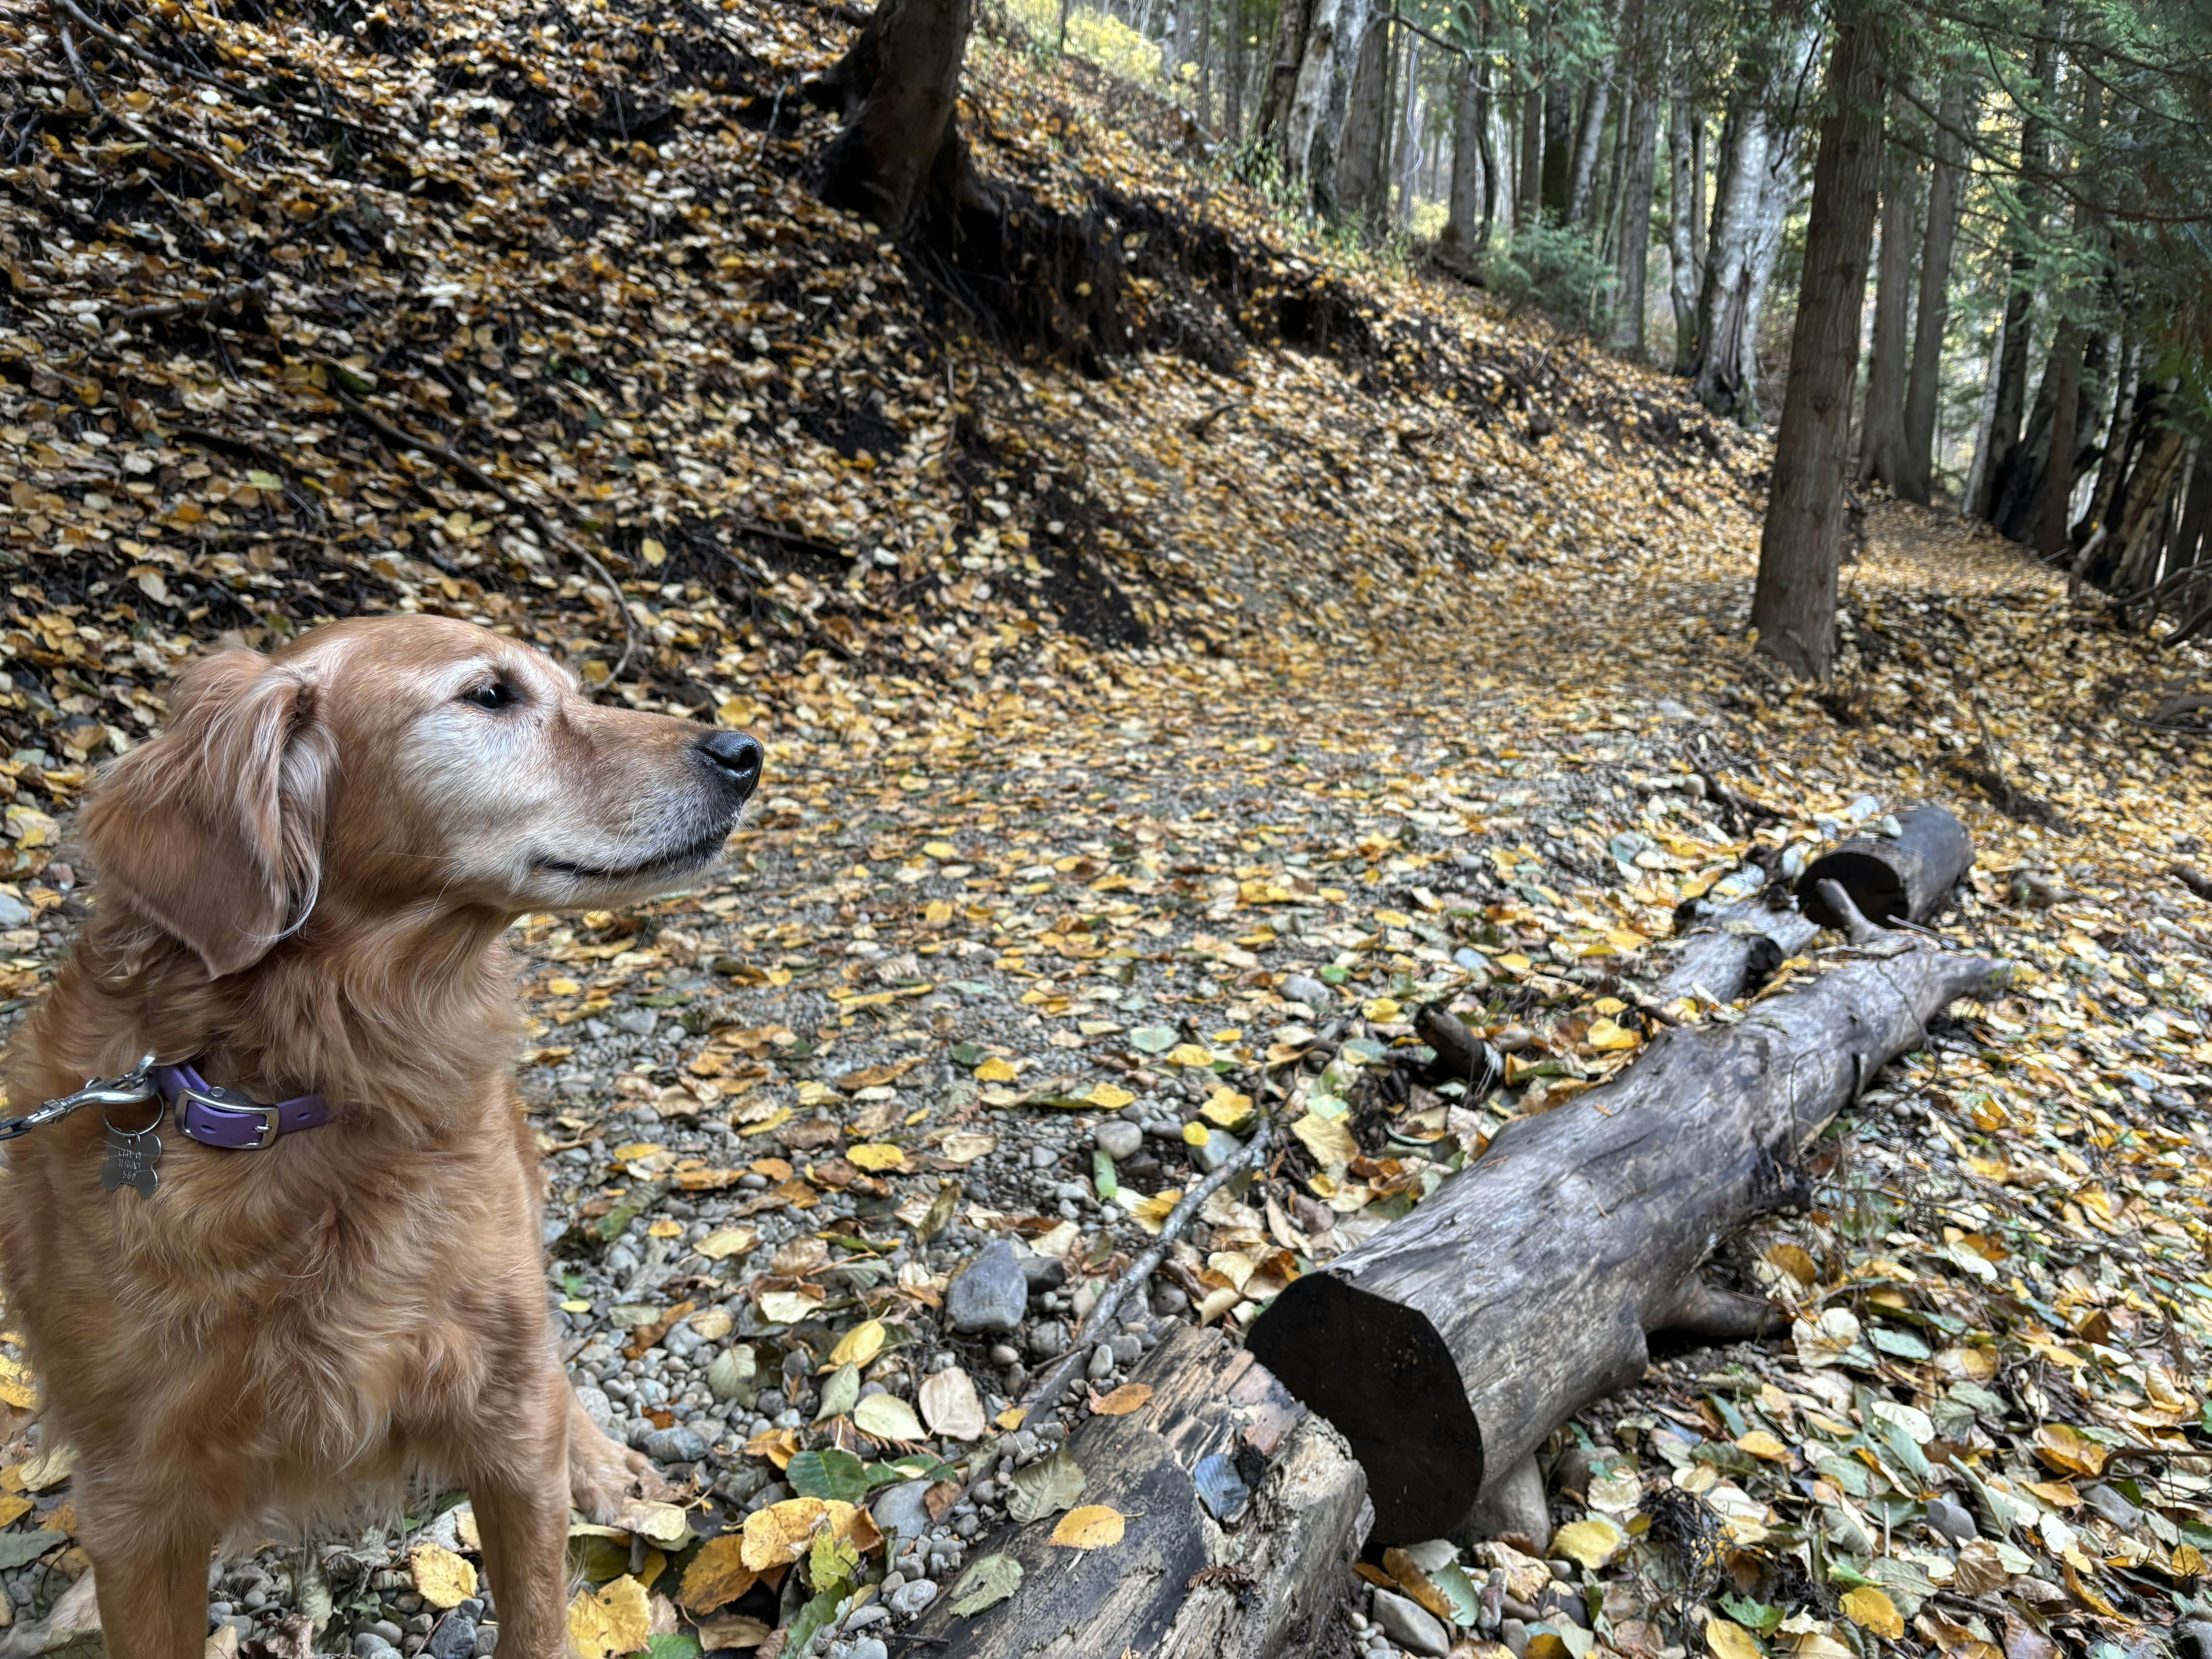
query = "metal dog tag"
(100, 1124, 161, 1197)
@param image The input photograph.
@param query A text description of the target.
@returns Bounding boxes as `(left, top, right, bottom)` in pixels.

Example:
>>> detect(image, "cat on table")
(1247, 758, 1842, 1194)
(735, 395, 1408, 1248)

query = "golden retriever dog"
(0, 615, 763, 1657)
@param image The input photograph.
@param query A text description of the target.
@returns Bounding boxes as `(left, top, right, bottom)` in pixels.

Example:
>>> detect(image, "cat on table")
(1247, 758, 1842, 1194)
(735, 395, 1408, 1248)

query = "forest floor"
(3, 0, 2212, 1656)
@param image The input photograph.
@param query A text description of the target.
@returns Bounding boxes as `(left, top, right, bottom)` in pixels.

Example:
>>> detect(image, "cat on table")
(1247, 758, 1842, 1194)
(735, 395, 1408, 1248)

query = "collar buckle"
(177, 1082, 281, 1151)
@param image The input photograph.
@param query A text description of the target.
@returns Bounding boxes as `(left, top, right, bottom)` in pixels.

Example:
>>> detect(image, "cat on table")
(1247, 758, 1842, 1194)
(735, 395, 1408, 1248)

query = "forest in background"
(989, 0, 2212, 677)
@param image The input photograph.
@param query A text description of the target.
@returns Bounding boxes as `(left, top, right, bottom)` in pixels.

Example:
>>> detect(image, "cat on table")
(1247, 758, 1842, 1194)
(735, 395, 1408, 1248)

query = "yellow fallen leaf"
(1840, 1585, 1902, 1639)
(847, 1144, 907, 1172)
(1764, 1242, 1819, 1286)
(1291, 1112, 1360, 1166)
(1050, 1505, 1126, 1549)
(410, 1542, 478, 1610)
(1550, 1517, 1624, 1570)
(567, 1574, 652, 1657)
(1166, 1044, 1218, 1068)
(1087, 1082, 1135, 1110)
(1199, 1087, 1252, 1125)
(0, 1355, 35, 1410)
(744, 1427, 799, 1470)
(1585, 1017, 1640, 1052)
(1182, 1121, 1211, 1146)
(830, 1319, 887, 1369)
(611, 1142, 665, 1163)
(2033, 1422, 2107, 1477)
(742, 1499, 833, 1571)
(974, 1057, 1017, 1082)
(1735, 1430, 1791, 1463)
(646, 1218, 683, 1238)
(547, 977, 582, 995)
(678, 1535, 757, 1614)
(0, 1495, 28, 1527)
(1127, 1189, 1183, 1234)
(696, 1226, 757, 1261)
(1091, 1383, 1153, 1416)
(1705, 1618, 1764, 1659)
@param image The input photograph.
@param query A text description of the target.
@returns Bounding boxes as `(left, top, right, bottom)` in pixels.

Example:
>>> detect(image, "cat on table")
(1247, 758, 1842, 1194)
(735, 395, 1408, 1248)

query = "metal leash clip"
(0, 1054, 160, 1143)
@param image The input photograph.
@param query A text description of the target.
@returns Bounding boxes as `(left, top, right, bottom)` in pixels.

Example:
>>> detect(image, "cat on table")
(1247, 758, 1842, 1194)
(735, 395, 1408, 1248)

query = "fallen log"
(1644, 803, 1973, 1006)
(905, 1322, 1367, 1658)
(1246, 919, 2002, 1545)
(1796, 803, 1973, 929)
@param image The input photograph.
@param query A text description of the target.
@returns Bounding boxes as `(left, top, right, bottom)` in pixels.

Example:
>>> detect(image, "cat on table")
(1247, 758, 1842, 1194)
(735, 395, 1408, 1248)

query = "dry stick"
(56, 16, 104, 117)
(326, 384, 639, 687)
(119, 278, 265, 325)
(1014, 1117, 1276, 1420)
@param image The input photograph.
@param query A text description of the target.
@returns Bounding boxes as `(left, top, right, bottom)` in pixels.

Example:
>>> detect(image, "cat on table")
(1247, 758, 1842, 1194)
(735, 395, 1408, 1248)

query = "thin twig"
(118, 278, 265, 325)
(1015, 1118, 1275, 1419)
(326, 383, 639, 689)
(57, 17, 104, 118)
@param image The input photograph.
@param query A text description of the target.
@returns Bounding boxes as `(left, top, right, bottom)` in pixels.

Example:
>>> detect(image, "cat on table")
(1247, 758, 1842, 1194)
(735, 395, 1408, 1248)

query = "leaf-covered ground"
(2, 0, 2212, 1655)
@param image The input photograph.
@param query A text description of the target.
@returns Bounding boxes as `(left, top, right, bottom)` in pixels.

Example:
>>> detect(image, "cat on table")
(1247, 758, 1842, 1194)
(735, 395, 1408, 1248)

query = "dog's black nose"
(696, 729, 764, 800)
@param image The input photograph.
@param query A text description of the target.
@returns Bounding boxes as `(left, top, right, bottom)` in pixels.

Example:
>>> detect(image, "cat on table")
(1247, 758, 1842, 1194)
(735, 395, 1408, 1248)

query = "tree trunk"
(2037, 320, 2084, 557)
(1336, 20, 1389, 234)
(905, 1324, 1369, 1659)
(1752, 7, 1886, 681)
(1667, 74, 1697, 373)
(1258, 0, 1312, 141)
(1197, 0, 1215, 131)
(1540, 67, 1573, 216)
(1960, 310, 2007, 519)
(1855, 94, 1917, 490)
(2080, 332, 2144, 545)
(1392, 37, 1421, 230)
(1607, 46, 1658, 359)
(2172, 445, 2212, 597)
(1566, 61, 1614, 226)
(1224, 0, 1243, 142)
(1692, 39, 1777, 417)
(2111, 426, 2189, 597)
(1279, 0, 1377, 220)
(1899, 79, 1967, 505)
(1691, 108, 1706, 296)
(1438, 57, 1485, 264)
(1248, 930, 1999, 1544)
(813, 0, 978, 235)
(1475, 19, 1499, 247)
(1974, 24, 2056, 522)
(1733, 125, 1801, 433)
(1517, 76, 1544, 228)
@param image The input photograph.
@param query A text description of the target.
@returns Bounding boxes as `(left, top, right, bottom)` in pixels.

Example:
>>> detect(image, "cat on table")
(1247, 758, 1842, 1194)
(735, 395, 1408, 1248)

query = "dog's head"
(79, 616, 763, 976)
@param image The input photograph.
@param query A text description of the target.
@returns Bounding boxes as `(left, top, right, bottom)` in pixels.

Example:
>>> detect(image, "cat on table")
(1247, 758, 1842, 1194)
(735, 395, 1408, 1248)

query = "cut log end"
(1242, 1272, 1484, 1545)
(1798, 803, 1973, 929)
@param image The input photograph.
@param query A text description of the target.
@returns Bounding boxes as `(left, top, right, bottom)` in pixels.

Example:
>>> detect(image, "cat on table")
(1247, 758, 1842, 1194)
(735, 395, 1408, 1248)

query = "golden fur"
(0, 616, 762, 1657)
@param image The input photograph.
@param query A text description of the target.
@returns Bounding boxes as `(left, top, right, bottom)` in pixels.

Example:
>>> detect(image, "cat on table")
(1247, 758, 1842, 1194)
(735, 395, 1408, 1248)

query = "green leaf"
(809, 1531, 860, 1592)
(1319, 965, 1349, 983)
(1129, 1025, 1178, 1054)
(947, 1552, 1024, 1617)
(1721, 1594, 1782, 1634)
(786, 1586, 847, 1654)
(646, 1637, 702, 1659)
(0, 1533, 63, 1570)
(816, 1362, 862, 1422)
(1868, 1324, 1932, 1360)
(950, 1042, 985, 1067)
(869, 1454, 958, 1487)
(1006, 1445, 1084, 1523)
(787, 1447, 871, 1503)
(1092, 1149, 1118, 1200)
(246, 468, 284, 490)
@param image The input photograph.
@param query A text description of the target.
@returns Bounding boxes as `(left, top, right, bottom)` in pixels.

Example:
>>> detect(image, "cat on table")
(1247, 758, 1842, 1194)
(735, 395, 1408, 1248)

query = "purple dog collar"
(153, 1063, 330, 1151)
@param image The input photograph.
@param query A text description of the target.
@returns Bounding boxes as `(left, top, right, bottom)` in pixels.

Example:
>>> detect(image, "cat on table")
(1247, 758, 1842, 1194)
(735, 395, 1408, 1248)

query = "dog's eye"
(461, 680, 520, 711)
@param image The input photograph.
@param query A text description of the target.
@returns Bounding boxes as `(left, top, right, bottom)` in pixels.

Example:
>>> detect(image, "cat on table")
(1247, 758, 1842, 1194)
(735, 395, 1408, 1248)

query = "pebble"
(573, 1386, 615, 1432)
(1093, 1121, 1144, 1161)
(1499, 1618, 1530, 1658)
(850, 1641, 889, 1659)
(947, 1240, 1027, 1334)
(988, 1344, 1020, 1368)
(887, 1579, 938, 1618)
(1281, 973, 1333, 1008)
(641, 1425, 709, 1464)
(1188, 1127, 1243, 1175)
(1925, 1493, 1978, 1544)
(1086, 1345, 1116, 1381)
(612, 1008, 657, 1036)
(424, 1614, 477, 1659)
(354, 1639, 401, 1659)
(1369, 1588, 1449, 1657)
(0, 894, 28, 929)
(871, 1480, 934, 1542)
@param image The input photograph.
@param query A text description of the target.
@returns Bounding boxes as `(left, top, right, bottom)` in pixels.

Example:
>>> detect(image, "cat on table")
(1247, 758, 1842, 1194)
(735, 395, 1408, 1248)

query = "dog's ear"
(80, 649, 334, 977)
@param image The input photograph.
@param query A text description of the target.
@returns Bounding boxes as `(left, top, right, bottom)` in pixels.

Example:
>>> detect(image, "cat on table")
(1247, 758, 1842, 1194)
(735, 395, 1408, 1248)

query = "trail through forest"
(2, 0, 2212, 1654)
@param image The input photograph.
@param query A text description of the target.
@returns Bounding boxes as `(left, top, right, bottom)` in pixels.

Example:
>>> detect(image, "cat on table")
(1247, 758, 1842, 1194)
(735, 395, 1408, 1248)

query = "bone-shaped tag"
(100, 1125, 161, 1198)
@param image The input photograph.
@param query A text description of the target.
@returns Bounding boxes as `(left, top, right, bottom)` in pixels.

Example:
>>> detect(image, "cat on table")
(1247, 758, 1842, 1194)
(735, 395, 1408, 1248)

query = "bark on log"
(1245, 936, 2001, 1544)
(907, 1322, 1368, 1658)
(1796, 803, 1973, 930)
(1652, 804, 1973, 1005)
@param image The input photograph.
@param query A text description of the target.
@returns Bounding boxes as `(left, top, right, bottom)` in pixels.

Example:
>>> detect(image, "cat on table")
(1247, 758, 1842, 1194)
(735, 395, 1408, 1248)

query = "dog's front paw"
(568, 1420, 678, 1522)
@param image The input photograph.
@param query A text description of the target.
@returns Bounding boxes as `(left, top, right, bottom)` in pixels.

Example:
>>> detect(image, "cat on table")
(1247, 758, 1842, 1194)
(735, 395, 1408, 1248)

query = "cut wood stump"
(1644, 803, 1973, 1007)
(1246, 931, 2002, 1544)
(905, 1322, 1367, 1658)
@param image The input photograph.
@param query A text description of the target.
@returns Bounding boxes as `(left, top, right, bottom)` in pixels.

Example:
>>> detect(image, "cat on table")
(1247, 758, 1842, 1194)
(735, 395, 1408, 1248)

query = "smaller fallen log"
(1797, 803, 1973, 929)
(1645, 804, 1973, 1007)
(906, 1323, 1367, 1659)
(1247, 920, 2002, 1545)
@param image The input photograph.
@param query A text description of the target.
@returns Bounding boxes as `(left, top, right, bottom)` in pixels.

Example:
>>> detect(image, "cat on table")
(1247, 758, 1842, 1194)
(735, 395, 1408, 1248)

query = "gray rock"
(887, 1578, 938, 1618)
(1499, 1619, 1530, 1658)
(2081, 1483, 2143, 1532)
(354, 1638, 401, 1659)
(947, 1240, 1027, 1334)
(2175, 1620, 2212, 1659)
(1467, 1451, 1551, 1554)
(425, 1614, 477, 1659)
(850, 1640, 889, 1659)
(1086, 1345, 1115, 1381)
(1925, 1494, 1978, 1546)
(1020, 1255, 1067, 1296)
(1093, 1121, 1144, 1161)
(572, 1385, 615, 1433)
(474, 1628, 498, 1657)
(871, 1480, 933, 1542)
(1188, 1127, 1243, 1175)
(642, 1424, 709, 1464)
(1282, 974, 1333, 1008)
(0, 895, 28, 928)
(371, 1623, 406, 1645)
(613, 1008, 658, 1036)
(1369, 1588, 1449, 1657)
